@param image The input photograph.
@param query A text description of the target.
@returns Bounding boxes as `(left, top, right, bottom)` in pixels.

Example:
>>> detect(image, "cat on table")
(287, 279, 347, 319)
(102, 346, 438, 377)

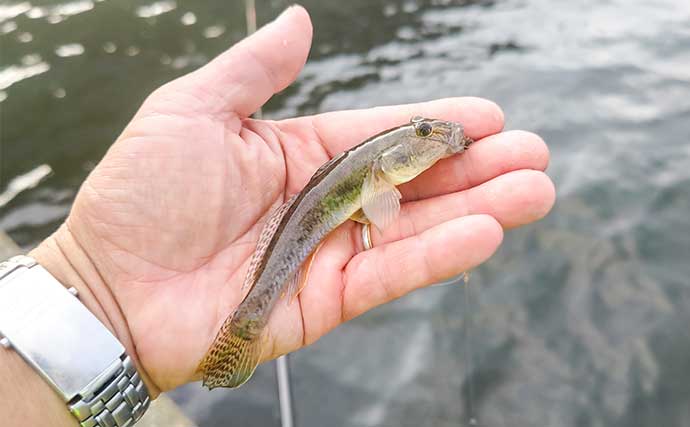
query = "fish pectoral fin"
(286, 242, 323, 306)
(350, 208, 370, 224)
(361, 163, 402, 233)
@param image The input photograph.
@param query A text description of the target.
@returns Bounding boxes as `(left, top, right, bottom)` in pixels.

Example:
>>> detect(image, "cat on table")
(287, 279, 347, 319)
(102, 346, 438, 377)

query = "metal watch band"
(0, 255, 150, 427)
(69, 354, 150, 427)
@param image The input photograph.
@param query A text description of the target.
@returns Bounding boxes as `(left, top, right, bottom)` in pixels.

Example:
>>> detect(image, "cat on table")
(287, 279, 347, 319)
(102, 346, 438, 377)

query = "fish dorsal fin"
(361, 161, 402, 233)
(241, 194, 299, 297)
(311, 152, 346, 182)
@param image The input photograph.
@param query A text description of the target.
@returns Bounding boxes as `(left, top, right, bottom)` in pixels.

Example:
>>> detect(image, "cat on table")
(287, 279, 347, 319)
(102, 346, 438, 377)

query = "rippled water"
(2, 0, 690, 426)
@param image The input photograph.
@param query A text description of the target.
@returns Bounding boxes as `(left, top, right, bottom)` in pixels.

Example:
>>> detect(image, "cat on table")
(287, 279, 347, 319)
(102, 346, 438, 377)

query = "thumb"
(163, 5, 312, 119)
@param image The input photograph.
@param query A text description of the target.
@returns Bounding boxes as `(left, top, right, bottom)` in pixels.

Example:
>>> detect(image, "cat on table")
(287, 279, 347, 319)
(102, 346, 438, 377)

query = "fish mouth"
(461, 134, 474, 149)
(449, 122, 474, 153)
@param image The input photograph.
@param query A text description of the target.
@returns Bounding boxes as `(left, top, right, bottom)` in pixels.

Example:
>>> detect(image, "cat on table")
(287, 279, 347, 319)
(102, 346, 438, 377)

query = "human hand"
(31, 6, 554, 394)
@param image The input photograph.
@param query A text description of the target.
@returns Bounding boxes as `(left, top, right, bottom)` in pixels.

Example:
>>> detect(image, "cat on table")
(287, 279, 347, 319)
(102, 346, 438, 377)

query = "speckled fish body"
(199, 117, 473, 388)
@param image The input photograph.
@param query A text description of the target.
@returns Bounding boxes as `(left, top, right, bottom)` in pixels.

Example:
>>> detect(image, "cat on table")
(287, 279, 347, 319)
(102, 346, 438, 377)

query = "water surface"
(2, 0, 690, 426)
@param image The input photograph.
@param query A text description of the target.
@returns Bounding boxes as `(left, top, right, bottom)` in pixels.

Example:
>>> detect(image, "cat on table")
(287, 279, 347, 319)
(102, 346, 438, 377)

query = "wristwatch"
(0, 255, 150, 427)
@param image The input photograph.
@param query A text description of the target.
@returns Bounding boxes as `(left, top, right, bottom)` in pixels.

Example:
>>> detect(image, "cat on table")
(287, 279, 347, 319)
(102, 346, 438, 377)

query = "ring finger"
(357, 168, 555, 251)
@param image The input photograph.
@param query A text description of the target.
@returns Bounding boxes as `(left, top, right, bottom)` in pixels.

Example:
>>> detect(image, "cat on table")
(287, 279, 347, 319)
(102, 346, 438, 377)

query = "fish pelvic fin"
(349, 208, 370, 224)
(285, 241, 323, 306)
(199, 315, 268, 389)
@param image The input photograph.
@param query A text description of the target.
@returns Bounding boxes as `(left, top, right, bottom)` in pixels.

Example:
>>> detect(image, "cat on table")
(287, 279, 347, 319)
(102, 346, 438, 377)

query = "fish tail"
(198, 315, 267, 389)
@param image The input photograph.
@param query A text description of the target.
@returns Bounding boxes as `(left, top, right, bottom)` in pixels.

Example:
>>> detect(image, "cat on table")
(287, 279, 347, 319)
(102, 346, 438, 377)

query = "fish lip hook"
(462, 135, 475, 149)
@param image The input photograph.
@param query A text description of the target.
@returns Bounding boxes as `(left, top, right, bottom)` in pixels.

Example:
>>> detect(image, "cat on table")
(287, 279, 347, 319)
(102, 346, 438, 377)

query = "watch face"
(0, 267, 124, 400)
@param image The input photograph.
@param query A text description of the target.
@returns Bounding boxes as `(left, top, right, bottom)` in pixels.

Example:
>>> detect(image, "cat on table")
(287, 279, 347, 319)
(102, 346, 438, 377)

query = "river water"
(2, 0, 690, 426)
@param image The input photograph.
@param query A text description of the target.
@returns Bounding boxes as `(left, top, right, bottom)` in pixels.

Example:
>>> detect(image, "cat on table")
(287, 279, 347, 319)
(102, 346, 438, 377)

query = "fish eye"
(416, 122, 433, 137)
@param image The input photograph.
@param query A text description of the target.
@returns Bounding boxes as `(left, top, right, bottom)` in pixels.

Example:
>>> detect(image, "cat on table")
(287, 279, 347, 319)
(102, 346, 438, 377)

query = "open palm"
(35, 6, 554, 393)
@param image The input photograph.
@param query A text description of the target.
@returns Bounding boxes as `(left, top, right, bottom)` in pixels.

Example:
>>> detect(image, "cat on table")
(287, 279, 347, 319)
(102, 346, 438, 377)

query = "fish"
(199, 116, 474, 389)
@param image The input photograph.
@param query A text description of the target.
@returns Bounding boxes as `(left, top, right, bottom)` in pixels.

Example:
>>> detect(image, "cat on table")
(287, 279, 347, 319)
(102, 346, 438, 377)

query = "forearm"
(0, 225, 151, 425)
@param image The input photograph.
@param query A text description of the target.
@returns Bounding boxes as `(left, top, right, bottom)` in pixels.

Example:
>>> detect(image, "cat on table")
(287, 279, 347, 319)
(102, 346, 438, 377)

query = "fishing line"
(462, 271, 478, 426)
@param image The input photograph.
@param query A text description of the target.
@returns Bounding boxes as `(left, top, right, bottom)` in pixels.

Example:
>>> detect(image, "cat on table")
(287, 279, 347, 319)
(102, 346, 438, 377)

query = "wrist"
(28, 223, 158, 396)
(0, 345, 78, 426)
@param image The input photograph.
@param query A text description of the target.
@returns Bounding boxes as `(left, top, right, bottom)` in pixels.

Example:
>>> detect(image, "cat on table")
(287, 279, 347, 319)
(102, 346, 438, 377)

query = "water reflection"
(1, 21, 18, 33)
(0, 3, 32, 22)
(55, 43, 84, 57)
(1, 0, 690, 426)
(180, 11, 196, 26)
(18, 0, 96, 23)
(125, 45, 141, 56)
(203, 25, 226, 39)
(0, 57, 50, 90)
(102, 41, 116, 53)
(0, 164, 52, 208)
(16, 31, 32, 42)
(135, 0, 177, 19)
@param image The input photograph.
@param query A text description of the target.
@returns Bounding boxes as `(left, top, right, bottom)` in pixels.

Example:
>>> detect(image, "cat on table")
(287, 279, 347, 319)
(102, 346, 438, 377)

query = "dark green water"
(2, 0, 690, 426)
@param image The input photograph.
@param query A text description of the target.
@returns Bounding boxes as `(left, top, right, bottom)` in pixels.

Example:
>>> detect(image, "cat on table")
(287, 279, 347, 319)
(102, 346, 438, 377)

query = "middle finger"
(399, 130, 550, 201)
(362, 168, 555, 249)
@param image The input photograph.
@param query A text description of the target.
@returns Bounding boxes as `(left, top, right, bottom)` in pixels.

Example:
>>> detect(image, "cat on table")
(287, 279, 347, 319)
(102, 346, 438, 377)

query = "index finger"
(283, 97, 504, 156)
